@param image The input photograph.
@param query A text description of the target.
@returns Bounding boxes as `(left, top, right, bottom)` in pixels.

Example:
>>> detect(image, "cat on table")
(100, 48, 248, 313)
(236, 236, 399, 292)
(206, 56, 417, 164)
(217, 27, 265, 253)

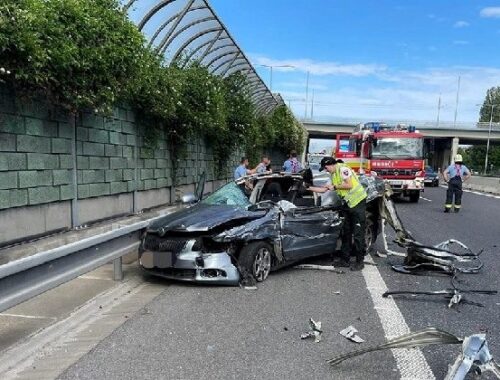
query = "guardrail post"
(113, 257, 123, 281)
(70, 114, 79, 228)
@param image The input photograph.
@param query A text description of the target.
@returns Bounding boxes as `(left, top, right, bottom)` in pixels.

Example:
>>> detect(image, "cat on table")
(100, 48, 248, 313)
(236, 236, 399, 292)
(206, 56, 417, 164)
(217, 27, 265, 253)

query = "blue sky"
(209, 0, 500, 123)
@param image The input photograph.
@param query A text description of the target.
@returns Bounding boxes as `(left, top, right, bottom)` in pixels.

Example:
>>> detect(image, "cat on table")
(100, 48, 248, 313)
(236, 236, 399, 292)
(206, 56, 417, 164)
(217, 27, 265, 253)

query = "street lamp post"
(255, 64, 294, 93)
(484, 104, 495, 175)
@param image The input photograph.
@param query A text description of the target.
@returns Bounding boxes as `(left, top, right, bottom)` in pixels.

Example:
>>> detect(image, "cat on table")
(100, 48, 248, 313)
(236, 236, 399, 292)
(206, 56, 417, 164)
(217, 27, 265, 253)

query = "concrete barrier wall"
(463, 176, 500, 195)
(0, 85, 251, 244)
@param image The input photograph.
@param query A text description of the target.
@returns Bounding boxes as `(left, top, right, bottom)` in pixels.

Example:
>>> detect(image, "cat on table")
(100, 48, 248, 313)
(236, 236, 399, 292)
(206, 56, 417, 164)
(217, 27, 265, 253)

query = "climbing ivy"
(0, 0, 305, 174)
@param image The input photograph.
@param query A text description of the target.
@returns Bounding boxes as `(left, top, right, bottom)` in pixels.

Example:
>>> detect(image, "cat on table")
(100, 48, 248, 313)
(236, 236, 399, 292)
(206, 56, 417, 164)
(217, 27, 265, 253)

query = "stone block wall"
(0, 86, 74, 210)
(0, 84, 241, 244)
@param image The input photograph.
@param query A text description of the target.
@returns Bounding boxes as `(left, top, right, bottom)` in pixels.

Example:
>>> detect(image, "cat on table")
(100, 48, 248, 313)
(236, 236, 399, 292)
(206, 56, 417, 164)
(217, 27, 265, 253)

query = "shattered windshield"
(201, 182, 251, 208)
(372, 137, 423, 159)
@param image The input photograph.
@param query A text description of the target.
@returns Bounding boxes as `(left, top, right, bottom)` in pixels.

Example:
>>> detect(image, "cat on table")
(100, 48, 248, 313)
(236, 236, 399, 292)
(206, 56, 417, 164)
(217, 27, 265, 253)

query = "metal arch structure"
(123, 0, 282, 114)
(205, 50, 239, 71)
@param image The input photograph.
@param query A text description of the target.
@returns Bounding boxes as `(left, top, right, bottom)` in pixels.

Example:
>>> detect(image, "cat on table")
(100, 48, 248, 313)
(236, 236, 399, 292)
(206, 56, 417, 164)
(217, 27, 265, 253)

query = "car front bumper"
(139, 240, 240, 285)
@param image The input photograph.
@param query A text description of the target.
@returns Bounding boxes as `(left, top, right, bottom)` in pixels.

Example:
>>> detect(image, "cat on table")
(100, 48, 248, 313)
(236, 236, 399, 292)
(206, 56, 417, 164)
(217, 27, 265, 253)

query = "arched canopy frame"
(125, 0, 280, 115)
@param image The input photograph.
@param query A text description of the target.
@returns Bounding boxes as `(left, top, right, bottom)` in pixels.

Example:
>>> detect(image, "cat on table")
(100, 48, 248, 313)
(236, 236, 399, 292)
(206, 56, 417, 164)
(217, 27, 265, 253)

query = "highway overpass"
(302, 121, 500, 170)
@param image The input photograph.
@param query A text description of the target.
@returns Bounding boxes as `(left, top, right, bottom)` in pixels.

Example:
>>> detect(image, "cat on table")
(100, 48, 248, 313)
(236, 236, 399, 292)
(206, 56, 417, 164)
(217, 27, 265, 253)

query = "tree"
(479, 87, 500, 123)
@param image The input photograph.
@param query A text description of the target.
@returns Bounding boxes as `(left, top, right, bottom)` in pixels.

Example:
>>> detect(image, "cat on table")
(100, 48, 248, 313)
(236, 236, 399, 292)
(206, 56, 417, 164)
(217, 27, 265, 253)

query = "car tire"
(239, 241, 272, 282)
(365, 213, 377, 252)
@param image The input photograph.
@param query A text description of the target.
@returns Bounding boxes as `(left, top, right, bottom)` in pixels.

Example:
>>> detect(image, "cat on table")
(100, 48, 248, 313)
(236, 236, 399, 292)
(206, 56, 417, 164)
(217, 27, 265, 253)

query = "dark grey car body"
(139, 173, 384, 285)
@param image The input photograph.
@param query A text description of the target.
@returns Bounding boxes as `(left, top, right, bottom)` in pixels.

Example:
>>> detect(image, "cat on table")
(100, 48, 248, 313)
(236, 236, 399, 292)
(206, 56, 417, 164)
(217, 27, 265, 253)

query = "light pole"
(484, 103, 496, 175)
(255, 64, 294, 93)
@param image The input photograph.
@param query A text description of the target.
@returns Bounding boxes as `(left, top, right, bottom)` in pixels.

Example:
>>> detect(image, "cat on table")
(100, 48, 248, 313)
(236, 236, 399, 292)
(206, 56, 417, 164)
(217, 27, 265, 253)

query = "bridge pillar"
(451, 137, 459, 162)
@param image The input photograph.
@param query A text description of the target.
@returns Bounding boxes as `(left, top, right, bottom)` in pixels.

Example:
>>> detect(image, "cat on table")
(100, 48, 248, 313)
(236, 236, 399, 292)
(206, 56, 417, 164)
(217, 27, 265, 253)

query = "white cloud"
(255, 55, 500, 122)
(454, 20, 470, 28)
(453, 40, 469, 45)
(251, 55, 386, 77)
(480, 7, 500, 18)
(282, 67, 500, 122)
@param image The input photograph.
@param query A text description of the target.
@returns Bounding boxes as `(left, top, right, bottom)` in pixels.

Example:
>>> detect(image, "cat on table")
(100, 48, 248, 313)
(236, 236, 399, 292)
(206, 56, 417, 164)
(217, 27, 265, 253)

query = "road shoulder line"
(0, 275, 165, 380)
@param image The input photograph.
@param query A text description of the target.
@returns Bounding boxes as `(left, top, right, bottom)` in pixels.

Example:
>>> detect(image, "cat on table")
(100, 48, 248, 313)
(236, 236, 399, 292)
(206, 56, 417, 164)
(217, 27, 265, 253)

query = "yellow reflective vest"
(331, 164, 367, 208)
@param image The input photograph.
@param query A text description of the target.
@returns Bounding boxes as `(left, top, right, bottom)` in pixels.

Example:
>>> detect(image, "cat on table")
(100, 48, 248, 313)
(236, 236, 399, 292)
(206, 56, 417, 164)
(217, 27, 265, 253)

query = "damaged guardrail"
(0, 214, 167, 313)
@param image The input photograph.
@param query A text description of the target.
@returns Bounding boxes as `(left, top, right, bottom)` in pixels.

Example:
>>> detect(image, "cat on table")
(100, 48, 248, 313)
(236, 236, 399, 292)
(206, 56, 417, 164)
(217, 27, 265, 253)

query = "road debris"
(339, 325, 365, 343)
(383, 276, 497, 309)
(391, 239, 483, 275)
(300, 318, 322, 343)
(328, 327, 500, 380)
(294, 264, 345, 274)
(378, 188, 484, 275)
(445, 334, 500, 379)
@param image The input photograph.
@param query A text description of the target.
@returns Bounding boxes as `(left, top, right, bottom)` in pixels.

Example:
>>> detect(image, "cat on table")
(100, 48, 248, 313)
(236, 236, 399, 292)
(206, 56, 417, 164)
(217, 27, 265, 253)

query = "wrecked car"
(139, 172, 385, 285)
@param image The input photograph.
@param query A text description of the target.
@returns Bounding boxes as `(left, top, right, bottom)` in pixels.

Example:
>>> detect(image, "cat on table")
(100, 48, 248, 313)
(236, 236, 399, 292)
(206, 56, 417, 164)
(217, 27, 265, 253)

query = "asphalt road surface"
(59, 186, 500, 380)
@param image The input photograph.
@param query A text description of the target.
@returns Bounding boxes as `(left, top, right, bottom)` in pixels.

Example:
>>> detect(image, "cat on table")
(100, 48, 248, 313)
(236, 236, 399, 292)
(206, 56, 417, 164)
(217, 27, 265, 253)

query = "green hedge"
(0, 0, 305, 166)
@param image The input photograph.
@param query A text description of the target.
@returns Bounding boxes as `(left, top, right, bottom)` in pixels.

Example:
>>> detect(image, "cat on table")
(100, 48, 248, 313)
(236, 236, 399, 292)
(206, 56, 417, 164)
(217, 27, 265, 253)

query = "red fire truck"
(334, 122, 425, 202)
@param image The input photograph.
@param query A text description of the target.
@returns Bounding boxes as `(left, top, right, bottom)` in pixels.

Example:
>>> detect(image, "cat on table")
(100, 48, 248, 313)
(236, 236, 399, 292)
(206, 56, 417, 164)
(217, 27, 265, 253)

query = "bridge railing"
(301, 118, 500, 131)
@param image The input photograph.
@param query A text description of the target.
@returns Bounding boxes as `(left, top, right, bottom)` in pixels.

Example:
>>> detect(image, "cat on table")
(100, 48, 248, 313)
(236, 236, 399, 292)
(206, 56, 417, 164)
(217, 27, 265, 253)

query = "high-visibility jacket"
(331, 164, 367, 208)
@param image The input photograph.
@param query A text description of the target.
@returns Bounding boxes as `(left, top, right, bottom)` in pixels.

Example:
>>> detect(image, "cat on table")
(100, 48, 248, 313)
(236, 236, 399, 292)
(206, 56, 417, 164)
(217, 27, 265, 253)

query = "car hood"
(148, 203, 267, 234)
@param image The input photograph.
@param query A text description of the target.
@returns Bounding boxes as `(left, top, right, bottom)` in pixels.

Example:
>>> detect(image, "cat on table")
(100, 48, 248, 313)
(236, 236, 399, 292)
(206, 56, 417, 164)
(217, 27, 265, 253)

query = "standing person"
(443, 154, 471, 213)
(234, 157, 255, 180)
(256, 155, 272, 174)
(283, 150, 302, 173)
(307, 157, 368, 271)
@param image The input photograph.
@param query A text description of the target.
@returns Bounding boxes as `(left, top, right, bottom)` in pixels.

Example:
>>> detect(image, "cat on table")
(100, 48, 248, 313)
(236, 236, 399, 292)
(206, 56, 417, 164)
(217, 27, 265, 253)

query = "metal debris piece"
(328, 328, 462, 366)
(294, 264, 345, 274)
(328, 328, 500, 380)
(445, 334, 500, 380)
(339, 325, 365, 343)
(244, 286, 257, 290)
(379, 190, 484, 274)
(300, 318, 322, 343)
(383, 276, 497, 309)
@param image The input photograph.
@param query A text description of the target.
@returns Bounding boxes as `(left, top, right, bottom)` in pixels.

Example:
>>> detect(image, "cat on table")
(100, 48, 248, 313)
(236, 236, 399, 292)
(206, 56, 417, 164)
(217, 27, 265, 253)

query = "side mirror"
(181, 193, 198, 204)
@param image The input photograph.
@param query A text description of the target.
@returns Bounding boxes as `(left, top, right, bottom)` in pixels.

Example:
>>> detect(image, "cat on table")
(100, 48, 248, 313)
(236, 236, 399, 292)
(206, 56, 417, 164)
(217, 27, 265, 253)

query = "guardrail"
(0, 214, 166, 313)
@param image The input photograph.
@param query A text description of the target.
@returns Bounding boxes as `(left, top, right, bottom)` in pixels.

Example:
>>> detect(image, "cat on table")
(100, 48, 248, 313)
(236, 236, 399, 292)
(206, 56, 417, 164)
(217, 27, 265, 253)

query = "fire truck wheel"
(409, 191, 420, 203)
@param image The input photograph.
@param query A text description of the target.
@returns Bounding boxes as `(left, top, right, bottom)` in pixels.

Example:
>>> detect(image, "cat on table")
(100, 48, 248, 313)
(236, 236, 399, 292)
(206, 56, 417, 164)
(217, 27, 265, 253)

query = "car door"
(280, 207, 342, 261)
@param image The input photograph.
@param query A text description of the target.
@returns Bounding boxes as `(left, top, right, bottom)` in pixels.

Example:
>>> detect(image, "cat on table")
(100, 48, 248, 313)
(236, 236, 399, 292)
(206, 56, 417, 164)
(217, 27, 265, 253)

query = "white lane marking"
(0, 313, 56, 320)
(420, 197, 432, 202)
(362, 255, 435, 380)
(440, 185, 500, 199)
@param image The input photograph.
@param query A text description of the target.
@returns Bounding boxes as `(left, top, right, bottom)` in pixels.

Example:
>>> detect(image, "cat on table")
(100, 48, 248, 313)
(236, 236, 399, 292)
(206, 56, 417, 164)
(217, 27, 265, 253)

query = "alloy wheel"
(253, 247, 271, 281)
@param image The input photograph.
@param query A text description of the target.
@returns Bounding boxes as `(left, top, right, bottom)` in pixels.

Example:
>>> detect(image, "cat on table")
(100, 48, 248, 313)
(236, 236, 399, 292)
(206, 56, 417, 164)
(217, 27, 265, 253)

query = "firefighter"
(443, 154, 471, 213)
(307, 157, 368, 271)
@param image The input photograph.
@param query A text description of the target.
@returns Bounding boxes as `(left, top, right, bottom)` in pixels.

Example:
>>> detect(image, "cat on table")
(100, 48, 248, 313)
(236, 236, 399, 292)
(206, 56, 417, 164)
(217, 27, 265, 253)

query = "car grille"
(373, 169, 419, 177)
(143, 235, 189, 253)
(157, 268, 196, 279)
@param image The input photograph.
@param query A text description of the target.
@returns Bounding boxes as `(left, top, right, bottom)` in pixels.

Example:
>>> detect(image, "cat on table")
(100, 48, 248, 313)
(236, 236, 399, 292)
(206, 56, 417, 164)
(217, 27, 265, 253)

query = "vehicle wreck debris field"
(138, 171, 385, 285)
(328, 328, 500, 380)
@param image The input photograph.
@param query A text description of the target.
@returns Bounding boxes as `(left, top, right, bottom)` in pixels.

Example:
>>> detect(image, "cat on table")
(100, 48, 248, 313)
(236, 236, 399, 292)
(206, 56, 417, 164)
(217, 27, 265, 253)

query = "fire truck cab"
(334, 122, 425, 203)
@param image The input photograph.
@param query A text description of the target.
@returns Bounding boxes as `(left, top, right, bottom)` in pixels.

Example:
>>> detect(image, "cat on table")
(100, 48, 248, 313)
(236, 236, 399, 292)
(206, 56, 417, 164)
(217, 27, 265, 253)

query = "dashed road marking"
(362, 255, 435, 379)
(420, 196, 432, 202)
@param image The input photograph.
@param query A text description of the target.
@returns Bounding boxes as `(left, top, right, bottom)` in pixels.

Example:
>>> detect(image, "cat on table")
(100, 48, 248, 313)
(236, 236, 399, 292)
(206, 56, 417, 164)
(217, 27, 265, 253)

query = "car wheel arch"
(238, 240, 274, 282)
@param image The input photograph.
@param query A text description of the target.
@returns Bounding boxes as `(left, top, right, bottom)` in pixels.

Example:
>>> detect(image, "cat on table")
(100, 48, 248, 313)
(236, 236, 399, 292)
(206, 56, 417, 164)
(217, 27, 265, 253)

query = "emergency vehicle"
(334, 122, 425, 202)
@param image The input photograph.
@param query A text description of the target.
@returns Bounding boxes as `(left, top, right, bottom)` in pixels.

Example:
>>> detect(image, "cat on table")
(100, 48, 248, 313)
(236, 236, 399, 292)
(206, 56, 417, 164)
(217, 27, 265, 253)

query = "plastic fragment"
(339, 325, 365, 343)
